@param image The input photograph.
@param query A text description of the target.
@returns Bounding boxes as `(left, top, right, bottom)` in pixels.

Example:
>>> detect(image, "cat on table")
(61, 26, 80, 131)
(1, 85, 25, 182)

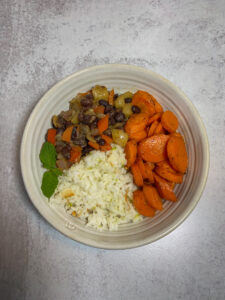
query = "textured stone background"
(1, 1, 225, 299)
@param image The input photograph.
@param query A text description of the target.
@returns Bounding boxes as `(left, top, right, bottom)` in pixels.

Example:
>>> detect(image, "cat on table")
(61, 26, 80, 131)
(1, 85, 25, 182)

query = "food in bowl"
(39, 85, 188, 230)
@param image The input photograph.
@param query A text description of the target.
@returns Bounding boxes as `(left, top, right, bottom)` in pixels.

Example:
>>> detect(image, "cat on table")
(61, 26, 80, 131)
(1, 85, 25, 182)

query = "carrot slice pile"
(133, 190, 155, 217)
(131, 163, 143, 187)
(155, 160, 183, 183)
(143, 185, 163, 211)
(132, 91, 155, 116)
(167, 135, 188, 173)
(122, 90, 188, 218)
(138, 134, 169, 162)
(125, 140, 137, 168)
(161, 111, 179, 133)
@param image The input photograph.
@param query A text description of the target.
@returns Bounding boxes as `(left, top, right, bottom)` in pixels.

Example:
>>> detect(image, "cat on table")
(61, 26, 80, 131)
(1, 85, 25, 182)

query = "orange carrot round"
(133, 190, 155, 217)
(125, 140, 137, 168)
(144, 162, 154, 183)
(148, 120, 159, 137)
(155, 160, 183, 183)
(131, 163, 143, 187)
(143, 185, 163, 211)
(125, 113, 149, 135)
(137, 158, 148, 179)
(132, 91, 156, 116)
(161, 110, 179, 133)
(153, 173, 177, 202)
(128, 129, 147, 142)
(138, 134, 169, 162)
(154, 122, 165, 135)
(167, 135, 188, 173)
(148, 112, 162, 125)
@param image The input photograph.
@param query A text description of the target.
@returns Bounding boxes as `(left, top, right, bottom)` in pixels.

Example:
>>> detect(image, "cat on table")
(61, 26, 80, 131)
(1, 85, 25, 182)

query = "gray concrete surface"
(1, 0, 225, 299)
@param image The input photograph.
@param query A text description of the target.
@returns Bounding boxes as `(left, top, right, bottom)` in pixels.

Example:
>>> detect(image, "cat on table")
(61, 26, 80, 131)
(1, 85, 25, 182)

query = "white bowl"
(20, 64, 209, 249)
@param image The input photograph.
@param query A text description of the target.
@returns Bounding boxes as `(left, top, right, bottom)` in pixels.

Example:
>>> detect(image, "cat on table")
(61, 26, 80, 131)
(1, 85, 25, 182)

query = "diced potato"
(122, 103, 133, 118)
(92, 85, 109, 102)
(112, 129, 129, 147)
(114, 92, 133, 109)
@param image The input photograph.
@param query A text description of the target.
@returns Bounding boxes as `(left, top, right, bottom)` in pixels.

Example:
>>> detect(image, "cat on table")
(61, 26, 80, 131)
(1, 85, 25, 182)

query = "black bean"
(132, 105, 141, 113)
(114, 93, 118, 99)
(94, 135, 101, 142)
(114, 111, 125, 122)
(82, 145, 93, 155)
(104, 104, 114, 114)
(73, 137, 87, 147)
(57, 115, 66, 129)
(55, 144, 64, 153)
(80, 97, 93, 107)
(125, 97, 132, 103)
(103, 128, 112, 137)
(98, 139, 106, 146)
(82, 114, 97, 125)
(109, 117, 116, 125)
(61, 146, 71, 160)
(99, 100, 108, 107)
(71, 127, 78, 140)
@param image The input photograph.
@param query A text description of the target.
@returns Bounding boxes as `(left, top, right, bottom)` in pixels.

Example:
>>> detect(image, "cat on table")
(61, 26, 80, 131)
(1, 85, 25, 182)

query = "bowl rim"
(20, 63, 210, 249)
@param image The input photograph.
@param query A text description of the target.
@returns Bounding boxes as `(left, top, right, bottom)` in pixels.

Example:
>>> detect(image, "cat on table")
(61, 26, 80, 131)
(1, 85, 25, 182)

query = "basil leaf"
(41, 170, 58, 199)
(39, 142, 56, 169)
(52, 168, 63, 176)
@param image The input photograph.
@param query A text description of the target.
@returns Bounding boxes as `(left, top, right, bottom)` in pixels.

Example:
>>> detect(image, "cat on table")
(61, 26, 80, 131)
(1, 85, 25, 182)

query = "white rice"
(51, 144, 142, 231)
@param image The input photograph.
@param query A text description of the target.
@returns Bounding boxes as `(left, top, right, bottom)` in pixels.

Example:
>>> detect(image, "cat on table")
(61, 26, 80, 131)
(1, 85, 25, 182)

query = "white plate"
(20, 64, 209, 249)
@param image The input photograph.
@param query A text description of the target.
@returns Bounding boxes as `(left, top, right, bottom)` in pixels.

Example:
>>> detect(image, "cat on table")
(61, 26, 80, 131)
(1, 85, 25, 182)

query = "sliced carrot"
(167, 135, 188, 173)
(108, 89, 114, 105)
(125, 113, 149, 135)
(133, 190, 155, 217)
(100, 144, 112, 152)
(128, 129, 147, 142)
(154, 122, 165, 135)
(62, 126, 73, 142)
(101, 134, 113, 144)
(154, 101, 163, 113)
(69, 147, 81, 163)
(98, 115, 109, 134)
(150, 95, 164, 113)
(168, 181, 176, 190)
(155, 160, 183, 183)
(148, 120, 159, 137)
(161, 111, 179, 133)
(132, 90, 156, 116)
(153, 173, 177, 202)
(144, 162, 154, 183)
(143, 185, 163, 211)
(148, 112, 162, 125)
(146, 162, 155, 170)
(138, 134, 169, 162)
(131, 163, 144, 187)
(137, 158, 148, 179)
(88, 141, 100, 150)
(47, 128, 57, 145)
(125, 140, 137, 168)
(170, 132, 182, 138)
(94, 105, 105, 114)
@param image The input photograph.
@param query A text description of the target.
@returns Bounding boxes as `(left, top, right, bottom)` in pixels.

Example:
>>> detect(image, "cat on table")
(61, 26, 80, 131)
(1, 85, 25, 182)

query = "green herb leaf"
(52, 168, 63, 176)
(41, 170, 58, 199)
(39, 142, 56, 169)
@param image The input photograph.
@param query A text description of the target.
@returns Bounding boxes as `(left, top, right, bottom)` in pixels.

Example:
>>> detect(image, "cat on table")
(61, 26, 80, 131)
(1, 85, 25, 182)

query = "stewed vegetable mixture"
(40, 85, 188, 220)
